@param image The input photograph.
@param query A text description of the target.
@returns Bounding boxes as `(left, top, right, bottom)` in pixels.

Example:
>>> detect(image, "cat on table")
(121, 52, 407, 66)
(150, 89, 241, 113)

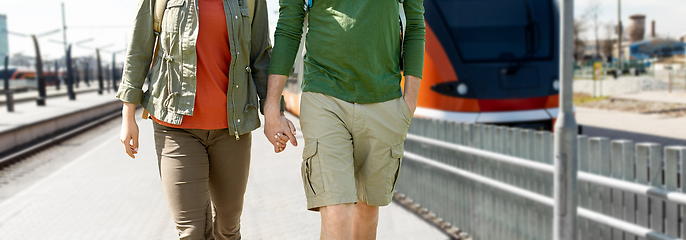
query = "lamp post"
(7, 29, 60, 106)
(32, 35, 47, 106)
(4, 55, 13, 112)
(554, 0, 578, 239)
(109, 49, 125, 92)
(54, 60, 60, 90)
(96, 48, 104, 94)
(65, 44, 75, 100)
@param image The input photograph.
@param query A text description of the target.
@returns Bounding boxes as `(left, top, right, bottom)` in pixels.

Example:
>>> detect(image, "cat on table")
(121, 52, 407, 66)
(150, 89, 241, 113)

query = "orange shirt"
(154, 0, 231, 129)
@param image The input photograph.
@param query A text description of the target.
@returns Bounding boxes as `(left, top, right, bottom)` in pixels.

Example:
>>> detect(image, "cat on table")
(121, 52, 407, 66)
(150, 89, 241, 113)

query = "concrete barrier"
(0, 100, 122, 157)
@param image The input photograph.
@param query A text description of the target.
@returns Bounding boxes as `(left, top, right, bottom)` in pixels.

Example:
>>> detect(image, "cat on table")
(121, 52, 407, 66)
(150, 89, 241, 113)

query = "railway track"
(0, 110, 124, 202)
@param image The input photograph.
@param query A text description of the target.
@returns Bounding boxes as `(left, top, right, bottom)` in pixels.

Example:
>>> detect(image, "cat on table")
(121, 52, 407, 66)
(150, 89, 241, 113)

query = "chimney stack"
(651, 20, 656, 38)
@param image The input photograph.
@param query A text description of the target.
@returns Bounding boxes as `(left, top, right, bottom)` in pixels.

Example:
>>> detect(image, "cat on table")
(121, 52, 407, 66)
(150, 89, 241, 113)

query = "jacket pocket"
(301, 139, 324, 197)
(162, 0, 185, 33)
(386, 143, 404, 194)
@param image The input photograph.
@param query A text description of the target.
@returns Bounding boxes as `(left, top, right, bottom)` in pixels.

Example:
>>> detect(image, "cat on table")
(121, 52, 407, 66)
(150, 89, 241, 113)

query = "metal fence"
(396, 117, 686, 240)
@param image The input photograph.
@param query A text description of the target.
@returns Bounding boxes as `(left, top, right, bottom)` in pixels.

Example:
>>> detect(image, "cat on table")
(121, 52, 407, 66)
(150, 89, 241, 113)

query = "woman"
(116, 0, 283, 239)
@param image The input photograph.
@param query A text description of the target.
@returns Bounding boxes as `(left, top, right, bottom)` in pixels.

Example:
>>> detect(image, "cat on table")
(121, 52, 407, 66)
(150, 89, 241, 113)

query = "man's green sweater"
(269, 0, 426, 104)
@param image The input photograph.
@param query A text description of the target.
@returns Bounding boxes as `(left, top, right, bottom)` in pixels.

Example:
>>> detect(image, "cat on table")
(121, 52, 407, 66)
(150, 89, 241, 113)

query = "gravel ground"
(577, 97, 686, 117)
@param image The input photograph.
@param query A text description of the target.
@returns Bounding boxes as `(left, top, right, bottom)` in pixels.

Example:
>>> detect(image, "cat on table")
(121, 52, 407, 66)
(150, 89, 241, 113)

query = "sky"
(574, 0, 686, 41)
(2, 0, 685, 62)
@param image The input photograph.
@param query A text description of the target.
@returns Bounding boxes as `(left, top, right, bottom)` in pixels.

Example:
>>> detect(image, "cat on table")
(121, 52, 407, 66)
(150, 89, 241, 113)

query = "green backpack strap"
(399, 0, 406, 41)
(399, 0, 406, 57)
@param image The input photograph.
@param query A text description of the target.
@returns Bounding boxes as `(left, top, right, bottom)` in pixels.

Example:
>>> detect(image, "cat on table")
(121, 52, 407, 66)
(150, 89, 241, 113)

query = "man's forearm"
(403, 75, 421, 108)
(265, 74, 289, 116)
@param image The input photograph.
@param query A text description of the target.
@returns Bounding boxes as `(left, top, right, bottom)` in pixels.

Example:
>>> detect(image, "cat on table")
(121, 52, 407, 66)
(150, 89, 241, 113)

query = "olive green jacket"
(116, 0, 283, 136)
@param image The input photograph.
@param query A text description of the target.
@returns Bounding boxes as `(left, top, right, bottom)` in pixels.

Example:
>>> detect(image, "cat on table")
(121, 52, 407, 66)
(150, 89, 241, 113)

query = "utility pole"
(61, 3, 68, 53)
(554, 0, 578, 239)
(617, 0, 622, 72)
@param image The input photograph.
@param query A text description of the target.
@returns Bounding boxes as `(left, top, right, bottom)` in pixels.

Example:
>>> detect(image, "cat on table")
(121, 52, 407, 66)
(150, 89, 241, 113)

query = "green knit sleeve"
(401, 0, 426, 78)
(268, 0, 306, 76)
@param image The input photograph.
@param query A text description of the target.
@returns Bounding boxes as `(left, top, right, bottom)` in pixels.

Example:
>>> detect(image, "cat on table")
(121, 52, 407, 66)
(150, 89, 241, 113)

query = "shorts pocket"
(398, 97, 412, 123)
(386, 143, 404, 194)
(302, 139, 325, 197)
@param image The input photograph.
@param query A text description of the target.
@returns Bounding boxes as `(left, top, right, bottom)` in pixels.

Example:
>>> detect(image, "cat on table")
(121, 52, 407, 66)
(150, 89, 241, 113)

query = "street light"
(103, 48, 126, 93)
(7, 28, 61, 106)
(76, 43, 117, 95)
(49, 37, 96, 100)
(554, 0, 578, 240)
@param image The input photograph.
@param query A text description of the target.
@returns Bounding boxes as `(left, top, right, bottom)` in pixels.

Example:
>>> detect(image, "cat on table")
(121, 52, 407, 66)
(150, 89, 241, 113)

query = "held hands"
(264, 111, 298, 153)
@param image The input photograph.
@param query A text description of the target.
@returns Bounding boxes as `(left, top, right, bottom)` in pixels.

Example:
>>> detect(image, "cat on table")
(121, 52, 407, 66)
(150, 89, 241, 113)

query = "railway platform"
(0, 96, 449, 239)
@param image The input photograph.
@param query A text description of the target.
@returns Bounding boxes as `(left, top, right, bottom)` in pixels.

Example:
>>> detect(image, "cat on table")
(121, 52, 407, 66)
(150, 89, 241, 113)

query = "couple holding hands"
(116, 0, 425, 239)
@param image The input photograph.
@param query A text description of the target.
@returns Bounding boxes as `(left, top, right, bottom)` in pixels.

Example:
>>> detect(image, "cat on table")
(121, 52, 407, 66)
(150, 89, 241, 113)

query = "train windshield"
(435, 0, 553, 63)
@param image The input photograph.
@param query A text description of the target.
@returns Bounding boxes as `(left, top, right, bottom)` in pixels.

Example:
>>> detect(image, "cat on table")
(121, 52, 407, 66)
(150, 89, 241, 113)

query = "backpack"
(143, 0, 257, 119)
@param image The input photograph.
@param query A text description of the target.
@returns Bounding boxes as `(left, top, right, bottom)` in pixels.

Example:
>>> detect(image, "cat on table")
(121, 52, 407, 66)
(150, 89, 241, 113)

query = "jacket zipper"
(227, 0, 240, 140)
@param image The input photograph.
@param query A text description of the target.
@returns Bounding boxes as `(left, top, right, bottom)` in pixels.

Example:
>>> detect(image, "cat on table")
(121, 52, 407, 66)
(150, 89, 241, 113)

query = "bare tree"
(574, 18, 587, 62)
(601, 22, 615, 60)
(584, 0, 602, 60)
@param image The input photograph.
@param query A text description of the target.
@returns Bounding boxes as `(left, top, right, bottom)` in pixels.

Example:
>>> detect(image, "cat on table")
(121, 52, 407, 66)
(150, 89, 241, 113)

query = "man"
(264, 0, 425, 239)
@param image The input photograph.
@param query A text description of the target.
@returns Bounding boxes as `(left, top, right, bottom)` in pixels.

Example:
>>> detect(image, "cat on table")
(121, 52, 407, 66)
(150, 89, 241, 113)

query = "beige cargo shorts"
(299, 91, 412, 211)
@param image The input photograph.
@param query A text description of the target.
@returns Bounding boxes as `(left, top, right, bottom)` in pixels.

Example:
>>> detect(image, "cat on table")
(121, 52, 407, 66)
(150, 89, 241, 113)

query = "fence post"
(553, 0, 578, 239)
(664, 146, 685, 237)
(668, 71, 672, 93)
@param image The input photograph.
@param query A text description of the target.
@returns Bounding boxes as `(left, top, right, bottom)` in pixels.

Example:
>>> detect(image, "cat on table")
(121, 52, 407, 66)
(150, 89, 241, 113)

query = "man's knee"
(321, 203, 355, 219)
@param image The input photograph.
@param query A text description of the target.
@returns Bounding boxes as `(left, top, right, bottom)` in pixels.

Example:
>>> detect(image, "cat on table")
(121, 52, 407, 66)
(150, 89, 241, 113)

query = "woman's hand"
(120, 103, 139, 158)
(264, 111, 298, 153)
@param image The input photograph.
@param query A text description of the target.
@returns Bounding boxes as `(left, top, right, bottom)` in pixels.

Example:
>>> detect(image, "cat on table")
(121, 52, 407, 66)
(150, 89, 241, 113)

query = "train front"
(415, 0, 561, 131)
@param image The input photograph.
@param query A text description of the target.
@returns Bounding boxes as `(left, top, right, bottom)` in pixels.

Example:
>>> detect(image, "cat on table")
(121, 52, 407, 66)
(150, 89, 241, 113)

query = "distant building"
(628, 14, 646, 42)
(0, 14, 8, 67)
(629, 38, 685, 60)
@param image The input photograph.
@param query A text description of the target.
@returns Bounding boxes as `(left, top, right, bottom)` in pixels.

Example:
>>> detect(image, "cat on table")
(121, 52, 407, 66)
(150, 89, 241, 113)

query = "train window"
(434, 0, 554, 63)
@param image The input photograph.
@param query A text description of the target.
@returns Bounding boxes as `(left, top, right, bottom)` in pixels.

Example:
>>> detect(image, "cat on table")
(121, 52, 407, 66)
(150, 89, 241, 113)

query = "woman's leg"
(206, 131, 252, 240)
(154, 123, 214, 240)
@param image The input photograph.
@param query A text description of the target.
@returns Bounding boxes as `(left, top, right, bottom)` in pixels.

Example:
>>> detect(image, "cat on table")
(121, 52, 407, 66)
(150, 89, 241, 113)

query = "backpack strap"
(144, 0, 170, 120)
(399, 0, 406, 57)
(303, 0, 312, 38)
(153, 0, 169, 34)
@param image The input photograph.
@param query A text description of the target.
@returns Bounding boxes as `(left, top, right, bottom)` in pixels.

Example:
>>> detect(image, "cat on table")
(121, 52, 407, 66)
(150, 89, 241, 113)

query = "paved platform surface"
(611, 91, 686, 104)
(576, 107, 686, 142)
(0, 108, 448, 239)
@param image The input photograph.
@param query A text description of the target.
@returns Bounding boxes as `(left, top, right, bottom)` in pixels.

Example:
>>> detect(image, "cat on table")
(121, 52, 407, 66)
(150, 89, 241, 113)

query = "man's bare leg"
(320, 203, 355, 240)
(352, 200, 380, 240)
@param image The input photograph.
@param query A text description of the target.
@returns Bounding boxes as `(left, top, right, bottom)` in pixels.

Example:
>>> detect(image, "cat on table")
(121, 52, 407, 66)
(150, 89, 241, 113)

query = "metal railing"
(395, 117, 686, 240)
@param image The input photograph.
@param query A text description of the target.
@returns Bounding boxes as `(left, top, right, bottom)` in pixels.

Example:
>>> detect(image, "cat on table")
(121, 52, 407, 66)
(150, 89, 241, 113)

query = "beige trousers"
(153, 122, 251, 240)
